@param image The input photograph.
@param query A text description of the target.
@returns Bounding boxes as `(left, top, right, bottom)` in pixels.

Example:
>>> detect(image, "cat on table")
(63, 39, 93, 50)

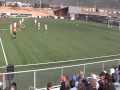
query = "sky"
(3, 0, 120, 8)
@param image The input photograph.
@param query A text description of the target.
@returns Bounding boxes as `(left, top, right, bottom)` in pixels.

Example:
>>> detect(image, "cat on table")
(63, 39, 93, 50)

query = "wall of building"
(54, 8, 68, 16)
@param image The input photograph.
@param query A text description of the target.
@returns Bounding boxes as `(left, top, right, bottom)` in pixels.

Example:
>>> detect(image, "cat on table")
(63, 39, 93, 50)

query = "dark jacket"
(103, 83, 116, 90)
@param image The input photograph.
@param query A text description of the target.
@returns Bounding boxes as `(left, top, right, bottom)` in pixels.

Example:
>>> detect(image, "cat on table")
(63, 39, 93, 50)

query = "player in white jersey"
(14, 22, 17, 28)
(38, 22, 40, 30)
(45, 24, 48, 33)
(34, 19, 37, 25)
(21, 18, 25, 28)
(22, 18, 24, 23)
(19, 20, 22, 28)
(10, 24, 13, 34)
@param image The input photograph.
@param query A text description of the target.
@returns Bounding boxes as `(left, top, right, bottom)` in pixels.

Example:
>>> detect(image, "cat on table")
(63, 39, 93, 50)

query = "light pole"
(38, 0, 41, 17)
(39, 0, 41, 12)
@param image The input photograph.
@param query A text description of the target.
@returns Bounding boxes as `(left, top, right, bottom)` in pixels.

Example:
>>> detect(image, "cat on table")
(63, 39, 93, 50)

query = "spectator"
(114, 66, 119, 82)
(76, 73, 79, 81)
(71, 75, 78, 88)
(65, 76, 70, 90)
(72, 75, 77, 81)
(61, 75, 66, 82)
(103, 73, 116, 90)
(66, 76, 70, 83)
(98, 71, 105, 84)
(78, 71, 84, 83)
(89, 74, 99, 90)
(77, 83, 86, 90)
(118, 65, 120, 82)
(10, 82, 17, 90)
(0, 82, 2, 90)
(47, 82, 52, 90)
(109, 65, 115, 75)
(75, 73, 80, 88)
(60, 76, 70, 90)
(112, 73, 120, 90)
(69, 80, 77, 90)
(98, 71, 106, 90)
(82, 79, 90, 90)
(60, 81, 66, 90)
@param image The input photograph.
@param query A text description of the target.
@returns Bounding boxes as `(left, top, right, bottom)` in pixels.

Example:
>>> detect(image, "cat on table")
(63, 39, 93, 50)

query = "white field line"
(0, 59, 120, 75)
(0, 29, 8, 30)
(0, 22, 12, 24)
(15, 53, 120, 67)
(0, 37, 8, 65)
(91, 27, 120, 36)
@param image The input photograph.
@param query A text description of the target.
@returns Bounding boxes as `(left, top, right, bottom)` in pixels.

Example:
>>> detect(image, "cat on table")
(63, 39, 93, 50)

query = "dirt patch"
(0, 7, 54, 16)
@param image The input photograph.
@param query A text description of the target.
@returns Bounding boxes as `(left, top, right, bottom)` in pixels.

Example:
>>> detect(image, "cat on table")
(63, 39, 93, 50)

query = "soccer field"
(0, 18, 120, 72)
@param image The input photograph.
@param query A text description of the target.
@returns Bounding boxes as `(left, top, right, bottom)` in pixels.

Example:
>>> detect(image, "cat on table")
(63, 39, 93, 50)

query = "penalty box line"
(0, 37, 8, 66)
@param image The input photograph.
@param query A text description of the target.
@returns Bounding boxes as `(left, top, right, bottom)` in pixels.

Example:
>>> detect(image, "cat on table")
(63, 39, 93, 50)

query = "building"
(6, 1, 31, 7)
(54, 6, 109, 17)
(0, 0, 5, 6)
(54, 6, 81, 20)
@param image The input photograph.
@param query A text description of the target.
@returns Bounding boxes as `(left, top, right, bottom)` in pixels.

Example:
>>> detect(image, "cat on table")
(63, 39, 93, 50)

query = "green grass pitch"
(0, 18, 120, 72)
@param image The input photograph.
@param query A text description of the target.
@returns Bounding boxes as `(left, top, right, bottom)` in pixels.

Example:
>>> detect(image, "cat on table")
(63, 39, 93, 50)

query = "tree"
(34, 3, 39, 8)
(96, 8, 99, 12)
(13, 2, 19, 7)
(0, 1, 3, 6)
(33, 2, 49, 8)
(41, 3, 49, 8)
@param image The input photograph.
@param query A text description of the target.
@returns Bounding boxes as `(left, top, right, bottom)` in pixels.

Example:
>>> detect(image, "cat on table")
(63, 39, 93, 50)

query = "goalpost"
(107, 16, 120, 30)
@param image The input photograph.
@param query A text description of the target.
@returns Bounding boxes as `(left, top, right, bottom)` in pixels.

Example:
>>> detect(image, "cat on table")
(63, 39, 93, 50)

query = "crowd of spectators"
(47, 65, 120, 90)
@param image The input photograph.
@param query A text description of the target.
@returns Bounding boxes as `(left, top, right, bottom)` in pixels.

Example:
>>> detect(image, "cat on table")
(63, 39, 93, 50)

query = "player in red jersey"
(2, 18, 6, 24)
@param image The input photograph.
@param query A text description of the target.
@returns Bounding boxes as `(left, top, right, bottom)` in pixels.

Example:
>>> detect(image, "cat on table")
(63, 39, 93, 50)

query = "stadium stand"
(35, 65, 120, 90)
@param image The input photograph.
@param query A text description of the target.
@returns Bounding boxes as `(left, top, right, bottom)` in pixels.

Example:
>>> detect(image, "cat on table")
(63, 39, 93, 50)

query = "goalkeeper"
(13, 28, 17, 39)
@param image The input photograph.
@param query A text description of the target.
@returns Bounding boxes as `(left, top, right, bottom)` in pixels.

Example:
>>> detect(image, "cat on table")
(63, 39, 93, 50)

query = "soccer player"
(10, 24, 13, 34)
(38, 22, 40, 30)
(21, 18, 25, 28)
(14, 22, 17, 30)
(12, 23, 14, 32)
(22, 18, 24, 24)
(2, 17, 6, 24)
(13, 28, 17, 39)
(19, 20, 22, 28)
(45, 24, 48, 33)
(34, 19, 37, 25)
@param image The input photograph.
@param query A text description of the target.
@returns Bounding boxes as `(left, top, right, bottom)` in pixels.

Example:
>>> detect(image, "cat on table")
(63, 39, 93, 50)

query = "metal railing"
(0, 59, 120, 90)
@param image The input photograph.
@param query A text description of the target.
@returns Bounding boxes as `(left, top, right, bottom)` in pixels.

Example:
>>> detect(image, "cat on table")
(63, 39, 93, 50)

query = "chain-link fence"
(0, 59, 120, 90)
